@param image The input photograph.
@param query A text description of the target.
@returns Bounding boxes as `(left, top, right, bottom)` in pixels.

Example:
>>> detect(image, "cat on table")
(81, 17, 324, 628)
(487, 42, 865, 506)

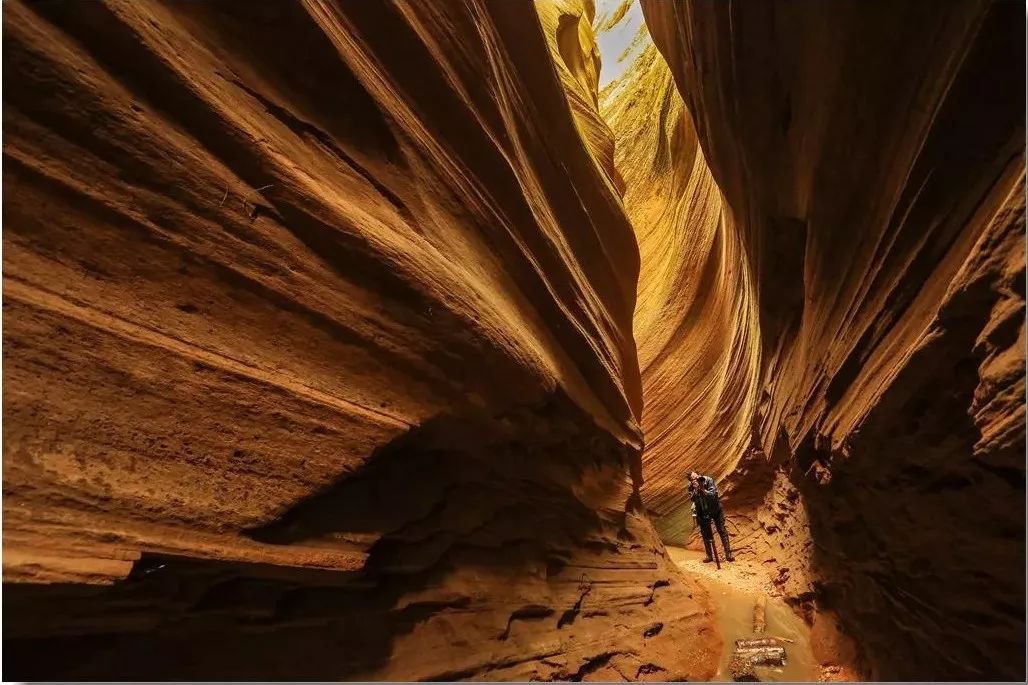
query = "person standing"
(688, 471, 734, 562)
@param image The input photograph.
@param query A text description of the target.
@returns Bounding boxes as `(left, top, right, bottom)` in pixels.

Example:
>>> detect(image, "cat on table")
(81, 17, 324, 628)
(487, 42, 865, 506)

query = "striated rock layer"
(630, 0, 1025, 680)
(2, 0, 719, 680)
(601, 22, 760, 544)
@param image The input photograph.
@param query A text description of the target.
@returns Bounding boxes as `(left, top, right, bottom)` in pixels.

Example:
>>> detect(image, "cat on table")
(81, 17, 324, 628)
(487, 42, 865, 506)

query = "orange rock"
(632, 0, 1025, 679)
(2, 0, 717, 679)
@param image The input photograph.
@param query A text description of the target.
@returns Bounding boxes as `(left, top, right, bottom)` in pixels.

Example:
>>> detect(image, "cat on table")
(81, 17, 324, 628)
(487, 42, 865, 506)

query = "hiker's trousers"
(698, 506, 728, 544)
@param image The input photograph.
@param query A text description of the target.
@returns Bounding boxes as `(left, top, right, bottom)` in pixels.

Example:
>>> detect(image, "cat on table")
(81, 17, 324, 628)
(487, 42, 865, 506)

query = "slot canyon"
(2, 0, 1024, 681)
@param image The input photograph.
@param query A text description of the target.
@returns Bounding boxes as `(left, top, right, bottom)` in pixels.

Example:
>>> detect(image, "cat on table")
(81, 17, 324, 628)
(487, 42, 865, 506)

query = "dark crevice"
(568, 651, 619, 682)
(499, 605, 555, 640)
(643, 578, 670, 607)
(229, 78, 411, 219)
(556, 581, 592, 629)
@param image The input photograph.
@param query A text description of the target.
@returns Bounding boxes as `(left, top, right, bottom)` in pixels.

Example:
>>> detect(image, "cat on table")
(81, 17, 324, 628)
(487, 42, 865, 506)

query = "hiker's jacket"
(689, 475, 721, 521)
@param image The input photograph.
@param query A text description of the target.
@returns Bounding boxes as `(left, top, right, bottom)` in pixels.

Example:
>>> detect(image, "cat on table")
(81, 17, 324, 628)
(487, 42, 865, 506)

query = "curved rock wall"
(638, 0, 1025, 680)
(2, 0, 719, 679)
(601, 39, 760, 542)
(537, 0, 624, 195)
(5, 0, 1023, 679)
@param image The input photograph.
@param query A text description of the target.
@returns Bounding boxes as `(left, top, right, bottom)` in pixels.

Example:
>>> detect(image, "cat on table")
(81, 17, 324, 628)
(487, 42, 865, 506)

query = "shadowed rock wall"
(2, 0, 719, 679)
(601, 27, 761, 544)
(635, 0, 1025, 679)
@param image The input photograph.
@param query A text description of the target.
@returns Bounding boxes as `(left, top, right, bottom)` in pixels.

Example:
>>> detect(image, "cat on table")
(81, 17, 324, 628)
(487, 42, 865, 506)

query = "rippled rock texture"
(601, 18, 760, 544)
(2, 0, 719, 679)
(617, 0, 1024, 680)
(6, 0, 1025, 680)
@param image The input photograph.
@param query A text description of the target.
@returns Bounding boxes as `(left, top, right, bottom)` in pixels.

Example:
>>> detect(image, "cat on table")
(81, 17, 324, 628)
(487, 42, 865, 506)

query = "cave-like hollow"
(2, 0, 1024, 681)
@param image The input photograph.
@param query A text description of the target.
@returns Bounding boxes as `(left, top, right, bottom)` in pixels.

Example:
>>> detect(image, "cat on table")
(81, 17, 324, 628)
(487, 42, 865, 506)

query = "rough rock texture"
(2, 0, 720, 680)
(635, 0, 1026, 680)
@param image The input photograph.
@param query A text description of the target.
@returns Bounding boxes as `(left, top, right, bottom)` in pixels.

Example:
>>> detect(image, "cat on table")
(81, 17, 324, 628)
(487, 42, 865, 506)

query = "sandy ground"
(667, 545, 777, 595)
(669, 545, 863, 682)
(668, 545, 832, 682)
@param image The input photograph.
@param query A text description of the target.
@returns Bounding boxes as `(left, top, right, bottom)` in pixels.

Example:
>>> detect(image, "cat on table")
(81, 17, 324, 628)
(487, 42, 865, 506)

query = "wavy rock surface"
(2, 0, 719, 679)
(601, 30, 760, 543)
(634, 0, 1025, 680)
(537, 0, 623, 195)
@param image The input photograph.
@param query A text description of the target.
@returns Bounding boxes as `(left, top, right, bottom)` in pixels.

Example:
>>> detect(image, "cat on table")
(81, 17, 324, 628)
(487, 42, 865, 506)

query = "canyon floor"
(3, 0, 1024, 681)
(668, 547, 859, 682)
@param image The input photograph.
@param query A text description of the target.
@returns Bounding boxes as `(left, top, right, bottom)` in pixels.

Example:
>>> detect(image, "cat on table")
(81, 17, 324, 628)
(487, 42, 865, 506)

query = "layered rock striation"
(614, 0, 1025, 679)
(601, 26, 760, 544)
(3, 0, 718, 679)
(5, 0, 1025, 680)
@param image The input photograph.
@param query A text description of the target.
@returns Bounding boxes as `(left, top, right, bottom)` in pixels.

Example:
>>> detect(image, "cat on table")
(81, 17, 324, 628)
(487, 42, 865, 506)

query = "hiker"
(688, 471, 734, 562)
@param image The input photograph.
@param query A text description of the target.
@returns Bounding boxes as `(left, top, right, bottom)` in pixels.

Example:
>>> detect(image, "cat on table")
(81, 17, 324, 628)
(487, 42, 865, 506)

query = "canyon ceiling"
(3, 0, 1025, 682)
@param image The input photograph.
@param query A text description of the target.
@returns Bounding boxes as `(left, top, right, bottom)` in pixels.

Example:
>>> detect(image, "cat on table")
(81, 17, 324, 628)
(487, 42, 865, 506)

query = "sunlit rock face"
(601, 35, 760, 543)
(638, 0, 1025, 680)
(537, 0, 624, 195)
(2, 0, 719, 679)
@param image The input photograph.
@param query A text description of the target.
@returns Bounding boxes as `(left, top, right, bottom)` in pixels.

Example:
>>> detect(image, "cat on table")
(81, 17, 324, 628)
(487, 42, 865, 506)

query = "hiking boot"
(721, 535, 735, 562)
(702, 537, 715, 563)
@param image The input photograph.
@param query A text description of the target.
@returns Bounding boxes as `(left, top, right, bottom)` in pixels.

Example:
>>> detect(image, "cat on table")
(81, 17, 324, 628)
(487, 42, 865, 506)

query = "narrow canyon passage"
(667, 547, 824, 682)
(2, 0, 1024, 682)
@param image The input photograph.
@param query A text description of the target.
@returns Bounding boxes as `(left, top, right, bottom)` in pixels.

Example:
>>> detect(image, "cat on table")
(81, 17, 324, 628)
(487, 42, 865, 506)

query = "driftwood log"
(753, 595, 767, 634)
(729, 597, 787, 681)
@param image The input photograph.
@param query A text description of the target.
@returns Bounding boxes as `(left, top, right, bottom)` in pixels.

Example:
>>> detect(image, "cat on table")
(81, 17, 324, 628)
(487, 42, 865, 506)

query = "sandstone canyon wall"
(2, 0, 719, 679)
(5, 0, 1025, 681)
(601, 25, 761, 545)
(625, 0, 1025, 680)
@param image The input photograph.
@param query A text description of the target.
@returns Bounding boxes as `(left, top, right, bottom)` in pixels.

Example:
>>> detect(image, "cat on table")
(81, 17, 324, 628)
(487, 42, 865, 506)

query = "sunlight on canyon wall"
(2, 1, 720, 679)
(618, 0, 1025, 679)
(599, 21, 761, 542)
